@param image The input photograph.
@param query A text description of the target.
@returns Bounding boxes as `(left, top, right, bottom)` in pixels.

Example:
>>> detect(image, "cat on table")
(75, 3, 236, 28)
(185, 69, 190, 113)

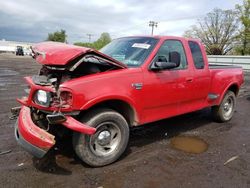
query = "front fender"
(80, 95, 142, 123)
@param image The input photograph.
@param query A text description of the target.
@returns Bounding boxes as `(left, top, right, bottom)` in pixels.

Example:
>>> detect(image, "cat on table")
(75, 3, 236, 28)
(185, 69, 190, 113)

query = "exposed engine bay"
(23, 53, 123, 132)
(37, 54, 121, 89)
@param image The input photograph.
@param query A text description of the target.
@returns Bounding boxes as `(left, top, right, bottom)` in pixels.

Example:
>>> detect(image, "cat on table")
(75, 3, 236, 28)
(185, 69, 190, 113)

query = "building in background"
(0, 39, 34, 55)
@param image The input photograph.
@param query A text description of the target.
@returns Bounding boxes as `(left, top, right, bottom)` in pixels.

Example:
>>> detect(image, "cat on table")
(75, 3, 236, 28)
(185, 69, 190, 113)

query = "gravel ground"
(0, 53, 250, 188)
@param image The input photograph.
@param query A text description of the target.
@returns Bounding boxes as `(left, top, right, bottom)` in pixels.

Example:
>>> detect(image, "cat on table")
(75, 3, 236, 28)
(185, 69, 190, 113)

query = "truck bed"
(209, 63, 242, 69)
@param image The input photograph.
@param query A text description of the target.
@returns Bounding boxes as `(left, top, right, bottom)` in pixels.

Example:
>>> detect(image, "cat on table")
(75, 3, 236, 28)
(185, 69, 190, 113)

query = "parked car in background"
(16, 46, 24, 56)
(23, 47, 32, 56)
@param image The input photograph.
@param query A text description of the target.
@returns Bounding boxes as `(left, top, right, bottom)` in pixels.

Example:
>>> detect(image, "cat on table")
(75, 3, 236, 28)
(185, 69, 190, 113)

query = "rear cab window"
(188, 41, 205, 69)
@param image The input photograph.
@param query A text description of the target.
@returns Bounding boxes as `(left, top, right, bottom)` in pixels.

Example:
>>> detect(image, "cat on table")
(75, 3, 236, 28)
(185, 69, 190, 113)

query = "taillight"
(60, 91, 72, 108)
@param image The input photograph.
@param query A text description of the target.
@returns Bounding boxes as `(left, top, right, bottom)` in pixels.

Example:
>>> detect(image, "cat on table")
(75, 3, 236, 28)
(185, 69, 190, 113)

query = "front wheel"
(212, 91, 236, 122)
(73, 108, 129, 167)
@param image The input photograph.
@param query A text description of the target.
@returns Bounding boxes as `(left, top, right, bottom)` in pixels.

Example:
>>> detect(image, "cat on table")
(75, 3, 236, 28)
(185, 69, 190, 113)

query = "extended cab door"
(142, 39, 195, 123)
(185, 40, 211, 111)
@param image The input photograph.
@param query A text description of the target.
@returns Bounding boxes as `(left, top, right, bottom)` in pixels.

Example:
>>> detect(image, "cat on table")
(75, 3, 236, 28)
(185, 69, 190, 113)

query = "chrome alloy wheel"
(222, 96, 234, 119)
(89, 122, 121, 157)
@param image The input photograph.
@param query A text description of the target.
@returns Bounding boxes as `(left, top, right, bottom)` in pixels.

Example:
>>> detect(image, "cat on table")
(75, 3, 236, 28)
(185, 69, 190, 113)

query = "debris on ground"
(224, 155, 239, 165)
(0, 150, 12, 155)
(18, 163, 24, 167)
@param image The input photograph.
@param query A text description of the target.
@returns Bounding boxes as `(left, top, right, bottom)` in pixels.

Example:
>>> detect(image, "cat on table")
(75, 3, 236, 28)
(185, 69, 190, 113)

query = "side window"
(188, 41, 205, 69)
(155, 40, 188, 69)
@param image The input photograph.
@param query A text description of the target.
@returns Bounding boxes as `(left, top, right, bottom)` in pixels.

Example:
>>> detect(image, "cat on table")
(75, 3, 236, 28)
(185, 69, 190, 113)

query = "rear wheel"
(73, 108, 129, 167)
(212, 91, 236, 122)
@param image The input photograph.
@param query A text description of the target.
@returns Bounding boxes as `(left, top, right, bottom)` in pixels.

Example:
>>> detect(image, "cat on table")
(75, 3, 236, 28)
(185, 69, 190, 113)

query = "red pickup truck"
(14, 36, 244, 167)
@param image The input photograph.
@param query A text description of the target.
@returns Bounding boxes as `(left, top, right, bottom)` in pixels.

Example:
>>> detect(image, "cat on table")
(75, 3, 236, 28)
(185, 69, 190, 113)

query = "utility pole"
(86, 34, 92, 43)
(149, 21, 158, 35)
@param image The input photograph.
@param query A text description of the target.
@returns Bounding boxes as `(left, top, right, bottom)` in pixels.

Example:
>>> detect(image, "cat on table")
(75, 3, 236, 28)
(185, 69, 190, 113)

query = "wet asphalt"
(0, 53, 250, 188)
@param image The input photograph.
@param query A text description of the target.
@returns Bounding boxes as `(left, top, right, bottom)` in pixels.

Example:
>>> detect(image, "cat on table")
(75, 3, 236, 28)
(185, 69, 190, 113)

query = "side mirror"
(154, 61, 178, 69)
(150, 51, 181, 70)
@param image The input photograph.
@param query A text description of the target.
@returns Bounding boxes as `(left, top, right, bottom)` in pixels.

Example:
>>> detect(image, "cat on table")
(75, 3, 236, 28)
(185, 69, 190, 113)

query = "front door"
(142, 39, 194, 123)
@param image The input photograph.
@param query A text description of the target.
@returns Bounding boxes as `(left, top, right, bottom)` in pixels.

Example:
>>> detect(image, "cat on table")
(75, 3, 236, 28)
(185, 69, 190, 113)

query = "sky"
(0, 0, 243, 43)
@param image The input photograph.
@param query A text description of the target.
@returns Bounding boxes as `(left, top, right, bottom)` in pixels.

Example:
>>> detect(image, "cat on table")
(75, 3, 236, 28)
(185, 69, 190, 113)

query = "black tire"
(73, 108, 129, 167)
(212, 91, 236, 122)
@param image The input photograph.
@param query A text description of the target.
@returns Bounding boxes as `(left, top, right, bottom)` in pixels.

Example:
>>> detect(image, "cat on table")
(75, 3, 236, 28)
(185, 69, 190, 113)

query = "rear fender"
(217, 83, 239, 105)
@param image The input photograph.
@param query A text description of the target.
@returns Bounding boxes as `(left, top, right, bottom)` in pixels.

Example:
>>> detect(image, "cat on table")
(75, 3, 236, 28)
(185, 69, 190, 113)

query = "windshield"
(100, 37, 158, 67)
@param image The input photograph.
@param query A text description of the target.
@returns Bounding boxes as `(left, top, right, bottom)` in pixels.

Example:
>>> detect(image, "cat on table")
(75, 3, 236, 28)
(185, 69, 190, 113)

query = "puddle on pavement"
(170, 136, 208, 154)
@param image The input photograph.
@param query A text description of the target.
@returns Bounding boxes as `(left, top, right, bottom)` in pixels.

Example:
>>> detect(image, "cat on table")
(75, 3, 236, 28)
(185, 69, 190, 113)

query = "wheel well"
(81, 100, 138, 126)
(228, 84, 239, 96)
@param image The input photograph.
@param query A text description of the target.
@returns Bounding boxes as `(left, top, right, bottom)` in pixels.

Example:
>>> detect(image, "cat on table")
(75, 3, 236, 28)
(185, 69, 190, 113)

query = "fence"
(208, 55, 250, 71)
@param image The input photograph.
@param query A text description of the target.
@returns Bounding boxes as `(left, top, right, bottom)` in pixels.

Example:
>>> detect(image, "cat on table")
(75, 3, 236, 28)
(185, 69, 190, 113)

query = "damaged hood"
(31, 42, 127, 69)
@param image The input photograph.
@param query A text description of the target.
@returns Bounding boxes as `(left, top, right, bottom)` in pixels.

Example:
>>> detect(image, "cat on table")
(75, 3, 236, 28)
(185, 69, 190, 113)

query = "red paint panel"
(16, 76, 74, 112)
(18, 106, 55, 149)
(62, 116, 96, 135)
(32, 42, 127, 68)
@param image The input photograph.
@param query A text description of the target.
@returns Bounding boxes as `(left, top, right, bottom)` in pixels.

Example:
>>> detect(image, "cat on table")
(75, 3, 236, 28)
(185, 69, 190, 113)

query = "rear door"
(186, 41, 211, 110)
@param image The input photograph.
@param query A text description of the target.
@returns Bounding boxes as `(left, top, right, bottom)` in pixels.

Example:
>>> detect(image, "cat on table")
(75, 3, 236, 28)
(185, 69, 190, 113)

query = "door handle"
(186, 77, 193, 82)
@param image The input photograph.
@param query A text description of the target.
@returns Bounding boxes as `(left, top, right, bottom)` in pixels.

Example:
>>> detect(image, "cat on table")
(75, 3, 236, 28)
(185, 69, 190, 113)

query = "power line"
(109, 16, 203, 37)
(71, 15, 204, 42)
(159, 14, 203, 23)
(109, 21, 148, 36)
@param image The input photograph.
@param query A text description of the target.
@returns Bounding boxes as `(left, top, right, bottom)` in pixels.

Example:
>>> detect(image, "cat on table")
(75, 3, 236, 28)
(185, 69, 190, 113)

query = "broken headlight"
(34, 90, 51, 107)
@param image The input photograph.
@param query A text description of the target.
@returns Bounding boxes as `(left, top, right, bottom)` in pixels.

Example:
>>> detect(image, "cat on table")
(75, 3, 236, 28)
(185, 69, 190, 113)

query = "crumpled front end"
(15, 106, 96, 158)
(15, 106, 55, 158)
(15, 75, 96, 158)
(14, 40, 127, 157)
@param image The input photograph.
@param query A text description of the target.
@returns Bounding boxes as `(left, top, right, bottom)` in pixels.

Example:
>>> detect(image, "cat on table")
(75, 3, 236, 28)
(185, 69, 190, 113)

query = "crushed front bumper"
(15, 106, 55, 158)
(15, 106, 96, 158)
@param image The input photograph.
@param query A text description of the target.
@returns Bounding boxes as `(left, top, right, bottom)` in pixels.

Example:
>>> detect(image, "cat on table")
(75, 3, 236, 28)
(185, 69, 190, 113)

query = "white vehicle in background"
(23, 47, 32, 56)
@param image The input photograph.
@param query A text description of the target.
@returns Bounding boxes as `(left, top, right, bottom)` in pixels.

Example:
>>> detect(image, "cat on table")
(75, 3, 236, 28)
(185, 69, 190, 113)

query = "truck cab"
(141, 37, 211, 123)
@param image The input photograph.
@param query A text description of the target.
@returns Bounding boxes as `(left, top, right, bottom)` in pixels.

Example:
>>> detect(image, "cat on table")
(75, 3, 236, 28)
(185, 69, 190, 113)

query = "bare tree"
(184, 9, 239, 55)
